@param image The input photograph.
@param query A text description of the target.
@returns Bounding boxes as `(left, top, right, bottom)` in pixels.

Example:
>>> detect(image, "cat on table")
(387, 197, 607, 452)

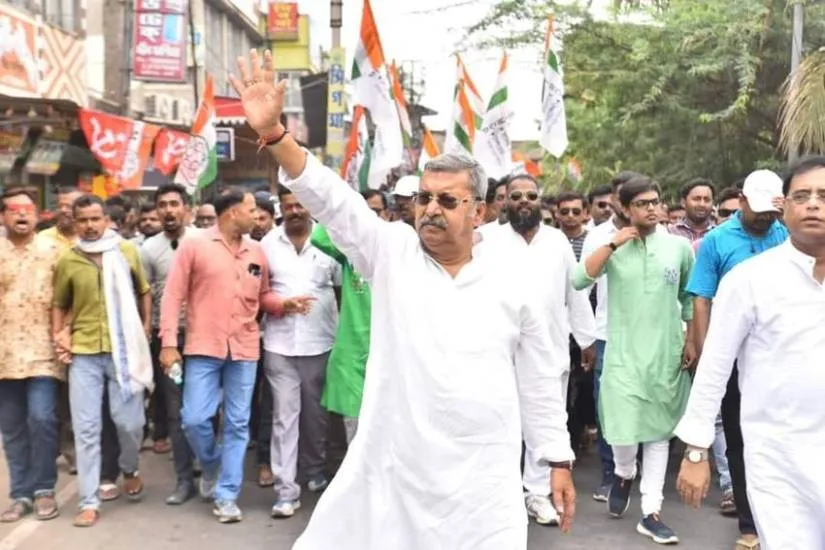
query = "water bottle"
(168, 361, 183, 385)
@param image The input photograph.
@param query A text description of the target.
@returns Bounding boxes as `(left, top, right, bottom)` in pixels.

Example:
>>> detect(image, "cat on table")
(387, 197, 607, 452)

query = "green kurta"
(311, 225, 371, 418)
(573, 230, 694, 445)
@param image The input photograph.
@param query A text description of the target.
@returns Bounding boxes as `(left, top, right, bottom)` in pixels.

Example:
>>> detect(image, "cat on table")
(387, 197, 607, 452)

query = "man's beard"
(507, 204, 541, 234)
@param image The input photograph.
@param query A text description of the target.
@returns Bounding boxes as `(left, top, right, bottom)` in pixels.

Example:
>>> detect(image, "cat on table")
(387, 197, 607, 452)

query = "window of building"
(42, 0, 78, 33)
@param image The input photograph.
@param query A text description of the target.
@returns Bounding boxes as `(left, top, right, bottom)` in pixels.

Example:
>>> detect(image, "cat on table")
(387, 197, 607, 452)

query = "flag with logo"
(473, 52, 513, 179)
(351, 0, 403, 176)
(418, 126, 440, 174)
(175, 75, 218, 192)
(78, 108, 159, 191)
(540, 15, 568, 158)
(341, 105, 371, 192)
(153, 128, 191, 176)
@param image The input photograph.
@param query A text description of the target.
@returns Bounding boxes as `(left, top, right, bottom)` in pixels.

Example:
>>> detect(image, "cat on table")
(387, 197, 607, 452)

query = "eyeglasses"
(559, 207, 582, 216)
(509, 190, 539, 202)
(413, 192, 475, 210)
(630, 198, 661, 209)
(788, 190, 825, 205)
(594, 201, 610, 209)
(717, 208, 738, 218)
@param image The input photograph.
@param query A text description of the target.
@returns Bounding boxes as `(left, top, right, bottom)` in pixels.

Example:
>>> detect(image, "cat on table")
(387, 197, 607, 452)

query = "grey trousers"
(264, 351, 329, 501)
(69, 354, 145, 510)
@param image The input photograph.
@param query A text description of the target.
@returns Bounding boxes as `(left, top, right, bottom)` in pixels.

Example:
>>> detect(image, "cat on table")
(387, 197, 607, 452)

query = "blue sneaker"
(636, 514, 679, 544)
(607, 475, 634, 518)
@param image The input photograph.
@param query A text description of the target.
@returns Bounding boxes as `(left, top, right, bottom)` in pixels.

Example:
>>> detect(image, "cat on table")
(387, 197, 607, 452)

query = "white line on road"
(0, 480, 78, 550)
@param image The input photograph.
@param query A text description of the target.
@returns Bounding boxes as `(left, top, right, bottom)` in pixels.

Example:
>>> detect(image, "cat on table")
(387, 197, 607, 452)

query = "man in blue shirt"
(685, 169, 788, 550)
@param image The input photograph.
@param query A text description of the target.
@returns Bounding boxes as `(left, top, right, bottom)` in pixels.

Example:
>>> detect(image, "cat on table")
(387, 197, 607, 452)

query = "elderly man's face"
(415, 170, 483, 255)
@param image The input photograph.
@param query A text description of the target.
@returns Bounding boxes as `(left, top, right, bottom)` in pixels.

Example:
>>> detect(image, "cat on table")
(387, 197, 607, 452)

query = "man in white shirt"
(674, 156, 825, 549)
(479, 175, 595, 527)
(261, 187, 341, 519)
(577, 171, 637, 502)
(230, 49, 576, 550)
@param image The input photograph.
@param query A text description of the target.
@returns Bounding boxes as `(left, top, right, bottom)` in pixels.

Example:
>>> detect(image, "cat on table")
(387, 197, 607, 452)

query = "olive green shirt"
(53, 242, 151, 355)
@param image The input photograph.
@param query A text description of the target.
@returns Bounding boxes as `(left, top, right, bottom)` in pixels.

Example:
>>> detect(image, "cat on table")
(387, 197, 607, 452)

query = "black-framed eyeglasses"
(413, 191, 475, 210)
(717, 208, 738, 218)
(630, 198, 661, 209)
(509, 190, 539, 202)
(789, 190, 825, 205)
(559, 207, 582, 216)
(170, 239, 179, 251)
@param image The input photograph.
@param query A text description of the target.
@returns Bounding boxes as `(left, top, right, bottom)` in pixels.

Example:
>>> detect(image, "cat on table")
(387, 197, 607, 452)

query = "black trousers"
(721, 365, 757, 536)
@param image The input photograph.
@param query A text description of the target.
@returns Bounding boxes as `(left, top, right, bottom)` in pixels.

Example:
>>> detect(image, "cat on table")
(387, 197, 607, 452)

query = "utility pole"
(789, 0, 804, 162)
(331, 0, 342, 48)
(188, 0, 199, 107)
(121, 0, 135, 116)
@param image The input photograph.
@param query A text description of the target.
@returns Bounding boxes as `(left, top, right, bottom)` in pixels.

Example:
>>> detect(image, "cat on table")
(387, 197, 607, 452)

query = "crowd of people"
(0, 50, 821, 550)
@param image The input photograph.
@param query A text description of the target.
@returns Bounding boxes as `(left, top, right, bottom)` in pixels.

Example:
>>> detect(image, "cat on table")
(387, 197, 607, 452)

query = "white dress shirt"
(261, 224, 341, 357)
(579, 216, 620, 341)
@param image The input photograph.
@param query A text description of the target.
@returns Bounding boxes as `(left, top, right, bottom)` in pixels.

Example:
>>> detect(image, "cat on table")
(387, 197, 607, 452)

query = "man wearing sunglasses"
(714, 186, 741, 225)
(231, 48, 576, 550)
(574, 176, 695, 545)
(587, 184, 613, 228)
(480, 177, 596, 528)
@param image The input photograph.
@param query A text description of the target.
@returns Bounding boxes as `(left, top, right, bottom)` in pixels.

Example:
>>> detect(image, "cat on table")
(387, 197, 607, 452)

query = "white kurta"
(674, 241, 825, 549)
(282, 154, 574, 550)
(477, 223, 596, 496)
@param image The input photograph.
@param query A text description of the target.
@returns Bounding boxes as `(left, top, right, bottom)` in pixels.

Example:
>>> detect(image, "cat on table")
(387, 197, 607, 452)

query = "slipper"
(34, 495, 59, 521)
(100, 482, 120, 502)
(736, 536, 760, 550)
(73, 509, 99, 528)
(0, 500, 32, 523)
(123, 473, 144, 502)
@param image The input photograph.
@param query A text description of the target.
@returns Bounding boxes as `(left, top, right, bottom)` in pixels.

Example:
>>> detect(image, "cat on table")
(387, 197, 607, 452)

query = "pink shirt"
(160, 226, 285, 361)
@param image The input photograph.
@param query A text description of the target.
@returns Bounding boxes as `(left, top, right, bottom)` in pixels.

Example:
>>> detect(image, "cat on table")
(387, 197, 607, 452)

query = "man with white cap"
(392, 175, 418, 226)
(675, 169, 788, 550)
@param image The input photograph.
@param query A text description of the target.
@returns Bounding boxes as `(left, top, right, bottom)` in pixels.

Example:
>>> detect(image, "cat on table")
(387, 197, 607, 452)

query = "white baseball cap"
(393, 175, 420, 198)
(742, 170, 783, 213)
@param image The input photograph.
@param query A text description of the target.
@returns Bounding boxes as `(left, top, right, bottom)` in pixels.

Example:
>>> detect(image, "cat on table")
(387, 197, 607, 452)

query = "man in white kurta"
(674, 158, 825, 549)
(478, 176, 595, 526)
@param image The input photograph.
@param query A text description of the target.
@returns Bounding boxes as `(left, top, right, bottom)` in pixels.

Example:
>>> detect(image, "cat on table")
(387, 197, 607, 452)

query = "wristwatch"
(549, 460, 575, 470)
(684, 448, 708, 464)
(605, 242, 618, 251)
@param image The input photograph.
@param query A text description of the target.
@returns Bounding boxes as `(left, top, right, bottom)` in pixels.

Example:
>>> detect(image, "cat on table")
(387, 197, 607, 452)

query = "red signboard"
(0, 5, 39, 96)
(268, 2, 299, 40)
(132, 0, 188, 82)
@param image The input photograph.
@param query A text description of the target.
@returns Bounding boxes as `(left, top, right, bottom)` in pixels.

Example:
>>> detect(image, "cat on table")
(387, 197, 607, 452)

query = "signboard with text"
(267, 2, 299, 40)
(0, 5, 40, 97)
(215, 128, 235, 162)
(133, 0, 188, 82)
(325, 47, 346, 175)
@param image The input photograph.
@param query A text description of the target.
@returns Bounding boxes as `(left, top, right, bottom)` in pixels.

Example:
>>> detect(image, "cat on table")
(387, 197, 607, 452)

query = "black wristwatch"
(606, 242, 618, 251)
(549, 460, 574, 470)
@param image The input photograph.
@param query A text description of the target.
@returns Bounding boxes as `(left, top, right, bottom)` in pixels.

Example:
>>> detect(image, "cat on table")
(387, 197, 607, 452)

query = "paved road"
(0, 442, 739, 549)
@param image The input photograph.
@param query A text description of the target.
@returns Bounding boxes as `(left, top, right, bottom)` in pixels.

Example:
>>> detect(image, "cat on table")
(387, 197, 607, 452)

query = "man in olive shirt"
(52, 195, 153, 528)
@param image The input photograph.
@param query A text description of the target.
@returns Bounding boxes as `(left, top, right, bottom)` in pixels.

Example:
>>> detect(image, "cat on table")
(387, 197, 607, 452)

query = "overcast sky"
(296, 0, 548, 141)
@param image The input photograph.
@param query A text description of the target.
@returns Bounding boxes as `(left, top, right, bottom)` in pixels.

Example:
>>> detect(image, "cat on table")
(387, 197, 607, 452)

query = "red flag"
(153, 128, 191, 176)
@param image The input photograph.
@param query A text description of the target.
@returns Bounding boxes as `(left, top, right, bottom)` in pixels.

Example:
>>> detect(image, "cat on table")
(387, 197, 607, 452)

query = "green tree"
(469, 0, 825, 198)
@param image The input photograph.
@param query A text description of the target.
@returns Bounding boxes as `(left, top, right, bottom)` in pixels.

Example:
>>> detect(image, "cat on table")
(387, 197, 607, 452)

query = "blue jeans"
(593, 340, 615, 486)
(0, 378, 60, 501)
(181, 355, 256, 502)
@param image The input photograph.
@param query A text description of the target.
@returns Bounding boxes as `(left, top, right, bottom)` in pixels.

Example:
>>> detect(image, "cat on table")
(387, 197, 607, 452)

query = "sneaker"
(607, 475, 634, 518)
(307, 476, 329, 493)
(212, 500, 242, 524)
(637, 514, 678, 544)
(199, 472, 218, 501)
(524, 494, 559, 526)
(165, 482, 196, 505)
(271, 499, 301, 518)
(592, 483, 611, 503)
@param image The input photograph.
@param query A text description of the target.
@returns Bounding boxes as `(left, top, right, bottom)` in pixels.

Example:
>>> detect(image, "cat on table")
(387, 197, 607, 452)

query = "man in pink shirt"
(159, 189, 312, 524)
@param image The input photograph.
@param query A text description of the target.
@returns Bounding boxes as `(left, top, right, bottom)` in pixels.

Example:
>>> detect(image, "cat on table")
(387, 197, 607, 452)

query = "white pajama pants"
(612, 440, 670, 516)
(523, 368, 570, 497)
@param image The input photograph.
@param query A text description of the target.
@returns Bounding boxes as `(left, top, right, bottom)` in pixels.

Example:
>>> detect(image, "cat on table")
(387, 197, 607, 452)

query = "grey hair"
(423, 153, 488, 200)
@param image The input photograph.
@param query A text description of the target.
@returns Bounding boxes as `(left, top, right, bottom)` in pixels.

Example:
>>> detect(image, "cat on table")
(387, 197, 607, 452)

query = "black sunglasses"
(717, 208, 738, 218)
(509, 190, 539, 202)
(413, 192, 475, 210)
(559, 207, 582, 216)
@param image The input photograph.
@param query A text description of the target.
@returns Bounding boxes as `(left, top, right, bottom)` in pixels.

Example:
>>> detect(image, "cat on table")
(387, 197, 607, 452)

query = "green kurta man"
(311, 224, 371, 443)
(572, 176, 695, 544)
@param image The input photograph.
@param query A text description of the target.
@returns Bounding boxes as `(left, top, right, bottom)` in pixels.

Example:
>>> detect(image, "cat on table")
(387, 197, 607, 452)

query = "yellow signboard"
(326, 47, 346, 175)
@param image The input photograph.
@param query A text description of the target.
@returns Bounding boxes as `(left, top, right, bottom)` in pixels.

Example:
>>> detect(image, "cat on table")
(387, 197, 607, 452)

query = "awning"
(25, 140, 100, 176)
(215, 96, 245, 126)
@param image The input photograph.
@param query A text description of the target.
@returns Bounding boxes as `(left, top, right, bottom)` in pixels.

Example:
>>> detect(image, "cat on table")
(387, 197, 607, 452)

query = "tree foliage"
(468, 0, 825, 198)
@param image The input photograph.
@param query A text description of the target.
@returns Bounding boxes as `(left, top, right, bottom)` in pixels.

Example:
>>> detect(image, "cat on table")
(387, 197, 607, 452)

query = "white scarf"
(76, 229, 154, 397)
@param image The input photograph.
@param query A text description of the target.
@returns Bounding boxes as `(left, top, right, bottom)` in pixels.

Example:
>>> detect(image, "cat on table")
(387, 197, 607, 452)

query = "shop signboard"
(0, 5, 40, 97)
(267, 2, 299, 40)
(133, 0, 188, 82)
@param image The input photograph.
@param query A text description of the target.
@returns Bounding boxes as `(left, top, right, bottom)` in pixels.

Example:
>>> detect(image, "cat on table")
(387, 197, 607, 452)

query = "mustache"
(420, 216, 448, 229)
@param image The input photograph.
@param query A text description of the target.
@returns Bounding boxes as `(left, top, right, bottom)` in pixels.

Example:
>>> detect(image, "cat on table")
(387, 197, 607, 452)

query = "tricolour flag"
(175, 75, 218, 192)
(445, 54, 485, 155)
(473, 52, 514, 179)
(350, 0, 403, 177)
(341, 105, 371, 192)
(539, 15, 568, 158)
(417, 125, 440, 174)
(389, 60, 412, 144)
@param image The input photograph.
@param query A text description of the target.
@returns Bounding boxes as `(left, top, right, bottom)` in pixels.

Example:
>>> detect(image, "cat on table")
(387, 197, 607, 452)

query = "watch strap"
(548, 460, 574, 470)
